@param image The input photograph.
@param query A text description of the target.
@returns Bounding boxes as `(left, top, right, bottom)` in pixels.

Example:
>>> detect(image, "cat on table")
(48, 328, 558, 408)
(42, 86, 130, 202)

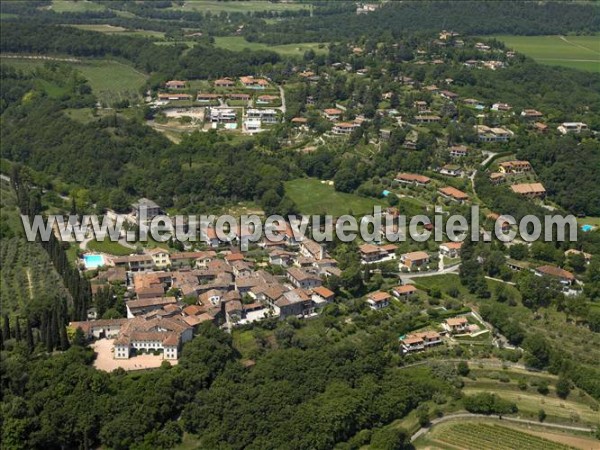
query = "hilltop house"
(439, 241, 463, 257)
(132, 198, 161, 224)
(323, 108, 343, 121)
(400, 331, 442, 353)
(511, 183, 546, 199)
(395, 172, 431, 186)
(400, 251, 430, 269)
(535, 265, 575, 286)
(209, 108, 237, 123)
(499, 160, 532, 174)
(443, 317, 469, 334)
(214, 78, 235, 88)
(366, 291, 391, 310)
(521, 109, 543, 120)
(392, 284, 418, 298)
(448, 145, 469, 158)
(475, 125, 513, 143)
(332, 122, 360, 135)
(247, 108, 278, 124)
(557, 122, 588, 134)
(165, 80, 186, 90)
(240, 76, 269, 89)
(438, 186, 469, 203)
(157, 93, 192, 102)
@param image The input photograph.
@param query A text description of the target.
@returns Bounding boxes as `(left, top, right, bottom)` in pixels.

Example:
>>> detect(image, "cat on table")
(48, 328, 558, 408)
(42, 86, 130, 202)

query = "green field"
(86, 240, 133, 257)
(70, 24, 166, 39)
(214, 36, 328, 57)
(577, 216, 600, 228)
(49, 0, 106, 13)
(285, 178, 385, 216)
(169, 1, 309, 13)
(493, 35, 600, 72)
(1, 57, 147, 105)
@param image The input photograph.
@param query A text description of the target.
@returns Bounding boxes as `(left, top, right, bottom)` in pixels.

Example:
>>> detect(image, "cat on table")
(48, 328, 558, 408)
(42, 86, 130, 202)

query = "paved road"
(410, 412, 595, 442)
(399, 264, 460, 283)
(480, 151, 498, 167)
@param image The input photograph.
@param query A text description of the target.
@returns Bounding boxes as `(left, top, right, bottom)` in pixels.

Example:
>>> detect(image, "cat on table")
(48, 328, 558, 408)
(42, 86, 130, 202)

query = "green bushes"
(463, 393, 518, 415)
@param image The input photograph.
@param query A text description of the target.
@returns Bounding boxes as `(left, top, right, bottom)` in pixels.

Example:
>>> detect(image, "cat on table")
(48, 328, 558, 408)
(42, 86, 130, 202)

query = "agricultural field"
(168, 1, 309, 14)
(419, 421, 583, 450)
(284, 178, 385, 216)
(493, 34, 600, 72)
(1, 237, 70, 317)
(214, 36, 328, 57)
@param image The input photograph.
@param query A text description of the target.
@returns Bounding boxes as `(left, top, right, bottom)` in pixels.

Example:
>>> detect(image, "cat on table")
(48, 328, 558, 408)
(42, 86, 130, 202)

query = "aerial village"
(69, 31, 593, 370)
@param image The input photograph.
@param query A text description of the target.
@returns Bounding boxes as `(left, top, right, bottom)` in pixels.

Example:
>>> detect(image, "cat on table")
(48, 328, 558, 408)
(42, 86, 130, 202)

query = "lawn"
(169, 1, 309, 13)
(214, 36, 328, 57)
(86, 239, 133, 257)
(413, 274, 522, 303)
(576, 215, 600, 228)
(75, 60, 148, 103)
(284, 178, 385, 216)
(492, 34, 600, 72)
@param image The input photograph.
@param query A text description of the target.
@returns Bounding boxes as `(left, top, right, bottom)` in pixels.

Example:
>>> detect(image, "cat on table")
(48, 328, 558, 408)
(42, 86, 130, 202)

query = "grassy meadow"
(70, 24, 166, 39)
(214, 36, 328, 57)
(285, 178, 385, 216)
(493, 34, 600, 72)
(1, 57, 147, 105)
(168, 1, 309, 13)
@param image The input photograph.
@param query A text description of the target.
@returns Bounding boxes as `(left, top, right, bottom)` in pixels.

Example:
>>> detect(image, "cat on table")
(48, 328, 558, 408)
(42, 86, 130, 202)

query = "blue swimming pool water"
(83, 254, 105, 269)
(581, 225, 594, 232)
(382, 190, 391, 197)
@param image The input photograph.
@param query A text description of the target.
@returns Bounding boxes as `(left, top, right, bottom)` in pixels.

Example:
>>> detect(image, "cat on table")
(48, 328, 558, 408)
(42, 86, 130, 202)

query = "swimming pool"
(83, 254, 105, 269)
(581, 224, 594, 232)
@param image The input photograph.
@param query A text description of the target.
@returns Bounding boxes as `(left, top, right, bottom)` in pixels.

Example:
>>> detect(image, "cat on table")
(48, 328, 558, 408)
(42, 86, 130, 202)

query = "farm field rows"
(0, 237, 70, 316)
(462, 387, 599, 425)
(425, 422, 578, 450)
(493, 34, 600, 72)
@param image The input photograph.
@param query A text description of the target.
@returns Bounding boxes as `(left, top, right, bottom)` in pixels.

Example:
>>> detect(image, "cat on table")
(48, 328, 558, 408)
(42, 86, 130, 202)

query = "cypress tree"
(2, 315, 10, 341)
(14, 318, 21, 341)
(26, 319, 34, 354)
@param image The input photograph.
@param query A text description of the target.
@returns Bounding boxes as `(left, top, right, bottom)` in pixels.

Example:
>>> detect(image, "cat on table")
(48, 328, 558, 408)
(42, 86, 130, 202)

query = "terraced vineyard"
(0, 237, 69, 316)
(435, 423, 576, 450)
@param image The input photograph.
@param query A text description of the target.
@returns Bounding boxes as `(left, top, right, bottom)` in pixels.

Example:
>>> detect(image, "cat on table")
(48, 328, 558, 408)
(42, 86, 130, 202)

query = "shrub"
(463, 393, 518, 415)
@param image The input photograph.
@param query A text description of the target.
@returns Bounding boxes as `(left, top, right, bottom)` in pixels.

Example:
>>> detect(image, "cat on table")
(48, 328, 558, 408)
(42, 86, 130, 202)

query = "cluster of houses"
(75, 227, 351, 361)
(154, 77, 280, 132)
(399, 315, 475, 354)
